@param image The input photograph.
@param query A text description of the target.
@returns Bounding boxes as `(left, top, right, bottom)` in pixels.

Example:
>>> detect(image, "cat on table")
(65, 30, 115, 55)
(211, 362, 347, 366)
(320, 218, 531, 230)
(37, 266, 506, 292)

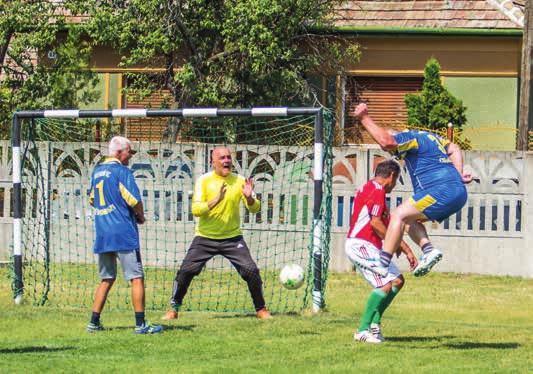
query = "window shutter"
(345, 76, 423, 144)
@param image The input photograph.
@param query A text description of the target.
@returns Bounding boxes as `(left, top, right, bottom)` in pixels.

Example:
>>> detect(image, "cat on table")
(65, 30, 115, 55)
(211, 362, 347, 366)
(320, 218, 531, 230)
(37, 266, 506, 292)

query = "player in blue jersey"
(86, 136, 162, 334)
(352, 103, 472, 277)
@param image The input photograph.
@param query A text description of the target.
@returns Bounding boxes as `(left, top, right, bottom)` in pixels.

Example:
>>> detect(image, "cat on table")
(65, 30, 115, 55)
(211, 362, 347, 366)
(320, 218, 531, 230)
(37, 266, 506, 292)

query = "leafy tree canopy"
(0, 1, 99, 138)
(75, 0, 358, 108)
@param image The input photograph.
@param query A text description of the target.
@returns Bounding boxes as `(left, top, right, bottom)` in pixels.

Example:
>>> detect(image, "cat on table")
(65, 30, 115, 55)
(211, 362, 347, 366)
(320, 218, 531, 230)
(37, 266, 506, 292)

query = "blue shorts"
(409, 184, 467, 222)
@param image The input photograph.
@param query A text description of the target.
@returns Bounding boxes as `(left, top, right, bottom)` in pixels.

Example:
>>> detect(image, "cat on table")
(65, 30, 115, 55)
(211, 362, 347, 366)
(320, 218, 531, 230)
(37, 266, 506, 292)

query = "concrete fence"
(0, 140, 531, 277)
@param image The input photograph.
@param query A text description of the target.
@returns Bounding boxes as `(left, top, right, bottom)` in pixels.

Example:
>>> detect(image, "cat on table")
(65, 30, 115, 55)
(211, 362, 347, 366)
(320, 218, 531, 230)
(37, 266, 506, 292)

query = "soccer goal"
(11, 107, 333, 313)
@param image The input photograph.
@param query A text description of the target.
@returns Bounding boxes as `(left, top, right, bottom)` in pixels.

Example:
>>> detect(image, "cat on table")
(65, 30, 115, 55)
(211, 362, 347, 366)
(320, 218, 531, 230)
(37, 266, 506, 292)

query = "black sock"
(90, 312, 100, 325)
(422, 242, 434, 254)
(135, 312, 145, 327)
(379, 251, 392, 267)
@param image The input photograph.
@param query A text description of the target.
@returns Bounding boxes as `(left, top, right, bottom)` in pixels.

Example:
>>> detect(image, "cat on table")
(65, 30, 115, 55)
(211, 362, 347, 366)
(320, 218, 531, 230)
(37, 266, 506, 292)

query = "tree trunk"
(0, 32, 13, 71)
(518, 1, 533, 150)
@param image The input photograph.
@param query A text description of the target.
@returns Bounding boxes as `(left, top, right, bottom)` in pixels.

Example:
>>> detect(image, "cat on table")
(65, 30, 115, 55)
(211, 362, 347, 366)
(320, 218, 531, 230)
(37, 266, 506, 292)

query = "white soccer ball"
(279, 264, 305, 290)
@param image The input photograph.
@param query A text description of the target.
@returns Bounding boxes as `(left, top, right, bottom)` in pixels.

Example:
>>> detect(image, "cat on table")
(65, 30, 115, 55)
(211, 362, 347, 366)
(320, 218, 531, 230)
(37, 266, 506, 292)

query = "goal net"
(11, 108, 333, 314)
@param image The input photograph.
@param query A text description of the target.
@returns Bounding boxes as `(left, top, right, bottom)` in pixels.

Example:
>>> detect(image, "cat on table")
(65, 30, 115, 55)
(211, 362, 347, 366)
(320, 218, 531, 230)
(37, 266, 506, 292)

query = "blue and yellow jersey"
(89, 157, 141, 253)
(393, 130, 463, 192)
(192, 172, 261, 239)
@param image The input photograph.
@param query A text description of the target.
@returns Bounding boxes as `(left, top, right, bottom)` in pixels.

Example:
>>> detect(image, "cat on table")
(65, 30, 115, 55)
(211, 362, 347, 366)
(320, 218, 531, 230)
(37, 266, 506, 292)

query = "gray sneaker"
(354, 330, 382, 344)
(370, 323, 385, 342)
(135, 321, 163, 334)
(86, 322, 104, 333)
(413, 249, 443, 277)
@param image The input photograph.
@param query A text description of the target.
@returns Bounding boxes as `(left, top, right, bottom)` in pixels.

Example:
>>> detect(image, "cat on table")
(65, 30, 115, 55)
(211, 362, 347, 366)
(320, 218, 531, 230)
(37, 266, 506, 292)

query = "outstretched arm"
(353, 103, 397, 151)
(242, 178, 260, 213)
(447, 142, 473, 184)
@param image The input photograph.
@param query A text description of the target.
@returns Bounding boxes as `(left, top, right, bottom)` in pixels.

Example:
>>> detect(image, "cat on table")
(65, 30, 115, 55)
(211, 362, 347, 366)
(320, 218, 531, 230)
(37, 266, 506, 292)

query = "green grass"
(1, 270, 532, 373)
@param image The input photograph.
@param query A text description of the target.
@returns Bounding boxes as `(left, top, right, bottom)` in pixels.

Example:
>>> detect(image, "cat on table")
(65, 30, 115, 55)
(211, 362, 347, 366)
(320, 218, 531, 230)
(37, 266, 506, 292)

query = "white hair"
(108, 136, 132, 156)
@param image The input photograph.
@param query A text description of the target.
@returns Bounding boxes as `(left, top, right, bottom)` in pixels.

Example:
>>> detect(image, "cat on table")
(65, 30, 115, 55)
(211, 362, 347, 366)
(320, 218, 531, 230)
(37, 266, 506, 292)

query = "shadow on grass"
(387, 337, 520, 350)
(212, 314, 260, 319)
(108, 324, 196, 332)
(444, 342, 520, 350)
(212, 311, 314, 319)
(0, 346, 75, 354)
(386, 335, 457, 342)
(299, 330, 320, 335)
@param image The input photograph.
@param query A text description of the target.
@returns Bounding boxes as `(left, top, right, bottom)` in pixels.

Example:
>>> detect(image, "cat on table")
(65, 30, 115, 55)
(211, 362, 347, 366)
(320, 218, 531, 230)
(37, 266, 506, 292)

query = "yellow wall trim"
(346, 69, 518, 77)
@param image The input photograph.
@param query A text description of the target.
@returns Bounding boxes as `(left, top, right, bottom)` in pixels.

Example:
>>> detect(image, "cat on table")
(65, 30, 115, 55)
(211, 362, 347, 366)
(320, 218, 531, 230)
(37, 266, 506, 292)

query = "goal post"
(11, 107, 331, 313)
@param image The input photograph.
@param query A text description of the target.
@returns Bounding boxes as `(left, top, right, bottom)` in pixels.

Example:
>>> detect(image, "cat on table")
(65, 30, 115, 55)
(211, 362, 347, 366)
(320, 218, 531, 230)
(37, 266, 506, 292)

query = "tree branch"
(0, 31, 13, 71)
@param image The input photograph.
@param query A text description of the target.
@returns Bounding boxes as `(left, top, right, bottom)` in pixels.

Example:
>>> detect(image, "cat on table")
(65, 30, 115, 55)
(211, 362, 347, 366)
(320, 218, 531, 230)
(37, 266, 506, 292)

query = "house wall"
(443, 76, 518, 150)
(346, 36, 521, 76)
(341, 35, 522, 150)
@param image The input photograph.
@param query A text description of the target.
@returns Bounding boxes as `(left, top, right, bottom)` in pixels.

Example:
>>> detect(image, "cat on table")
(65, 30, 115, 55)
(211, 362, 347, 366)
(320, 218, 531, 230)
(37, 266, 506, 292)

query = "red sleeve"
(367, 188, 386, 218)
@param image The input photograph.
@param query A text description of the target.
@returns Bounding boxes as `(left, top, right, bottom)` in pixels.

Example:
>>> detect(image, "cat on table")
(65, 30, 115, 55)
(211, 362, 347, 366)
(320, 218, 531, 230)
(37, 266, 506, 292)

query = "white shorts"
(345, 238, 401, 289)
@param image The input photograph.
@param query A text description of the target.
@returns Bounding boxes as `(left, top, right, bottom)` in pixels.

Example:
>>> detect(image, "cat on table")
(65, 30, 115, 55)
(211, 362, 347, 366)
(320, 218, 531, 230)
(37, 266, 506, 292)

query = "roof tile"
(334, 0, 523, 29)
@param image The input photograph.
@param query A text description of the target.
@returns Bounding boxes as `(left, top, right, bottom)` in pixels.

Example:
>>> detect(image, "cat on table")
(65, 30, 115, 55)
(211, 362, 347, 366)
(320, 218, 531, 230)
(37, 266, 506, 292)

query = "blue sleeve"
(119, 169, 142, 207)
(393, 131, 419, 156)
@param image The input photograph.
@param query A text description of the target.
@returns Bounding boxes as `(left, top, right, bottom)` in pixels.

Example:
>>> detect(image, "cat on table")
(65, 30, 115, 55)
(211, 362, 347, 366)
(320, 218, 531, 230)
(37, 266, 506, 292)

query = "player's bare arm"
(398, 241, 418, 270)
(353, 103, 398, 152)
(446, 142, 473, 184)
(370, 216, 388, 239)
(132, 201, 145, 224)
(242, 178, 255, 206)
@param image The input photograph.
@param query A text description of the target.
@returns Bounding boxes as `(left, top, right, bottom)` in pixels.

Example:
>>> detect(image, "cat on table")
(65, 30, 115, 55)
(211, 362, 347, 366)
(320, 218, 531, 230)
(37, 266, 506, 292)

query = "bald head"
(211, 147, 232, 177)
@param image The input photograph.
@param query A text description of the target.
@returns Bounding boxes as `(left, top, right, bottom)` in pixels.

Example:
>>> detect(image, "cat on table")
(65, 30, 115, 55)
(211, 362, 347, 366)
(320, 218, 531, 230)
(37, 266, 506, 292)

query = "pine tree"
(405, 58, 467, 130)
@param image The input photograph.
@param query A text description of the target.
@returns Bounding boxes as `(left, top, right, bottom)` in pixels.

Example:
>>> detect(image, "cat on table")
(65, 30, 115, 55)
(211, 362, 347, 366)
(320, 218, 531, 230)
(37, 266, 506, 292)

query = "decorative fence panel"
(0, 140, 531, 277)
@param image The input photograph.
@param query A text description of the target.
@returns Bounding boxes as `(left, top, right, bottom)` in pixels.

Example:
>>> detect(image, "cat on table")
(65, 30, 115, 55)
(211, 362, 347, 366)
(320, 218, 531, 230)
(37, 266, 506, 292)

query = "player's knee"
(130, 277, 144, 285)
(389, 210, 406, 226)
(239, 264, 261, 282)
(102, 278, 115, 286)
(379, 282, 392, 293)
(177, 262, 203, 279)
(393, 275, 405, 289)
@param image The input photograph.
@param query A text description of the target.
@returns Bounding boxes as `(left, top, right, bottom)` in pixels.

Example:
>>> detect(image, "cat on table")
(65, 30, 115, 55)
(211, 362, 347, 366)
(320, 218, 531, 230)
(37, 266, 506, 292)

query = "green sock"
(358, 288, 387, 332)
(372, 286, 400, 325)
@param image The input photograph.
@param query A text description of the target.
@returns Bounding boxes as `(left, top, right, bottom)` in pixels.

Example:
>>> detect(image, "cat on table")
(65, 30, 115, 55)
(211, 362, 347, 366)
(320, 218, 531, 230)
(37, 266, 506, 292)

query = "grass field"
(1, 269, 532, 373)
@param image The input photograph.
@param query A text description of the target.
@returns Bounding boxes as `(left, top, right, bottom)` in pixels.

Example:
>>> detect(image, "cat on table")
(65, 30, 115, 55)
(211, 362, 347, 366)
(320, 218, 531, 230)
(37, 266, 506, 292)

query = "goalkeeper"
(162, 147, 271, 320)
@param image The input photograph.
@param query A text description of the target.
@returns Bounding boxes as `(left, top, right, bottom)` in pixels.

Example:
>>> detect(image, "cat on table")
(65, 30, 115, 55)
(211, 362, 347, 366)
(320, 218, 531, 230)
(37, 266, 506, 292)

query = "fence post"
(447, 122, 454, 142)
(524, 151, 533, 277)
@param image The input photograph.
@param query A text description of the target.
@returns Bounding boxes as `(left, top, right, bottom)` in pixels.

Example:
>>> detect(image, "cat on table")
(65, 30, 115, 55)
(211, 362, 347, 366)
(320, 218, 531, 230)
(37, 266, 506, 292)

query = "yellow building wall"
(346, 36, 521, 77)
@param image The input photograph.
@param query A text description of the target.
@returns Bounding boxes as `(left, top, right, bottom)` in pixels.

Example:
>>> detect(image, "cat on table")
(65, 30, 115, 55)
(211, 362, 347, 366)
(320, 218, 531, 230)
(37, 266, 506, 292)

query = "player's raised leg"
(407, 221, 442, 277)
(373, 202, 428, 276)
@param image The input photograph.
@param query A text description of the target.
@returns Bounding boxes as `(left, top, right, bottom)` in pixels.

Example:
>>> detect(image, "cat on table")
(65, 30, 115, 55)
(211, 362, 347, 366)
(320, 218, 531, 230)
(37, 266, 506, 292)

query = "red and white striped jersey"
(346, 179, 388, 249)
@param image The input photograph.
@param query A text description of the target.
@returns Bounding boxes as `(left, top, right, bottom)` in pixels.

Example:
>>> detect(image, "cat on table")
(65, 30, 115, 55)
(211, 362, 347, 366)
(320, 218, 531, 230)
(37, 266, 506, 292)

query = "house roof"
(333, 0, 525, 31)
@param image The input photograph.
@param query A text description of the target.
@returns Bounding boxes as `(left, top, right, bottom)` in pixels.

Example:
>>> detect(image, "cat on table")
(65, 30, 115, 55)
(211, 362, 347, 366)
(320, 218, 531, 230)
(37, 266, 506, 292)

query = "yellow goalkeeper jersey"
(191, 171, 260, 239)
